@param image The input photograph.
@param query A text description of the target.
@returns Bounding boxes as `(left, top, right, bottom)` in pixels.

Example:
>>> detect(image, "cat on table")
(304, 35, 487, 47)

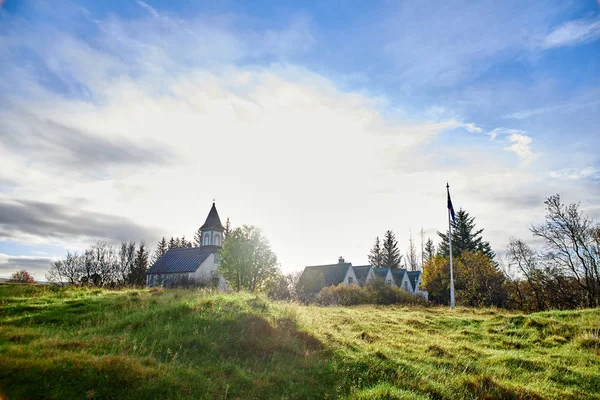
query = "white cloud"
(1, 3, 599, 279)
(503, 133, 535, 166)
(541, 18, 600, 49)
(549, 167, 599, 180)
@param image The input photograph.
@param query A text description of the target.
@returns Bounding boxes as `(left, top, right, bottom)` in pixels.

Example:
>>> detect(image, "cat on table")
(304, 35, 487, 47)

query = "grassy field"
(0, 284, 598, 399)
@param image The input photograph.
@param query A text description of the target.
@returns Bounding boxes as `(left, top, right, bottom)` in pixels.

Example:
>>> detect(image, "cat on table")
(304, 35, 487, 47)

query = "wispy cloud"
(504, 98, 600, 120)
(549, 167, 599, 180)
(540, 18, 600, 49)
(504, 133, 535, 166)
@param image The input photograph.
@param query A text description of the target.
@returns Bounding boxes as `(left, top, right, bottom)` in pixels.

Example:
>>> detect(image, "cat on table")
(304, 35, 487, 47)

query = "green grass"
(0, 284, 598, 399)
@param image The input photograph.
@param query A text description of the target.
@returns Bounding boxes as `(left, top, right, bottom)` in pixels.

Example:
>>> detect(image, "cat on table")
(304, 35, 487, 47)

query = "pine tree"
(437, 208, 495, 260)
(168, 237, 176, 249)
(181, 235, 190, 248)
(368, 236, 383, 268)
(193, 228, 202, 247)
(152, 237, 168, 264)
(224, 217, 231, 239)
(382, 230, 402, 269)
(129, 242, 149, 287)
(424, 238, 435, 262)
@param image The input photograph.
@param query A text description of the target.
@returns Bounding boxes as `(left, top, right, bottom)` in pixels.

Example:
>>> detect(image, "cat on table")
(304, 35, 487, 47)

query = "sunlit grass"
(0, 283, 598, 399)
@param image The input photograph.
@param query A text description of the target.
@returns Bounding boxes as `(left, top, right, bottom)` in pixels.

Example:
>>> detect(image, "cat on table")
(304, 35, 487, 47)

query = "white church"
(146, 202, 227, 288)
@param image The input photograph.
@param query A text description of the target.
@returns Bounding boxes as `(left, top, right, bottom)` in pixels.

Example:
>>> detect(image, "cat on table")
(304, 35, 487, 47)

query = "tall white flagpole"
(447, 183, 455, 310)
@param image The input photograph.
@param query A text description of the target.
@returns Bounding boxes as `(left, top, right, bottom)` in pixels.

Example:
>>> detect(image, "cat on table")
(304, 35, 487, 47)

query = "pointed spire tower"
(200, 202, 225, 247)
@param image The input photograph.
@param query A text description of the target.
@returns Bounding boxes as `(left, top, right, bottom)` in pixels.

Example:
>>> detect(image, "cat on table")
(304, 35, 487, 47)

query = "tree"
(218, 225, 279, 292)
(424, 238, 435, 263)
(530, 194, 600, 307)
(152, 237, 168, 264)
(193, 228, 203, 247)
(118, 241, 136, 285)
(129, 242, 149, 287)
(368, 236, 383, 268)
(422, 251, 506, 307)
(11, 269, 35, 283)
(168, 237, 177, 249)
(407, 229, 419, 271)
(382, 230, 402, 269)
(224, 217, 232, 239)
(437, 208, 495, 260)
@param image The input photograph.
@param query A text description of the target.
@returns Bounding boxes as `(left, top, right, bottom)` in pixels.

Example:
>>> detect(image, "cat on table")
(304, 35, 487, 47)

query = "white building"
(146, 202, 226, 289)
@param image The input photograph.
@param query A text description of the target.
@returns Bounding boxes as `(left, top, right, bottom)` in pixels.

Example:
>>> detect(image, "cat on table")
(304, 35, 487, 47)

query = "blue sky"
(1, 0, 599, 279)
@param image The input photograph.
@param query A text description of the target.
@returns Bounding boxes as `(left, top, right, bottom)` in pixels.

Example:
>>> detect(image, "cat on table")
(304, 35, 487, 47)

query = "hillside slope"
(0, 284, 598, 399)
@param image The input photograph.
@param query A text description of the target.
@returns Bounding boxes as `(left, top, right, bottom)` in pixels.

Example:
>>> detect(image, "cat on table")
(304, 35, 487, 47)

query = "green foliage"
(218, 225, 279, 292)
(422, 252, 506, 307)
(0, 283, 598, 399)
(368, 236, 383, 268)
(437, 208, 495, 260)
(382, 230, 402, 269)
(316, 280, 427, 306)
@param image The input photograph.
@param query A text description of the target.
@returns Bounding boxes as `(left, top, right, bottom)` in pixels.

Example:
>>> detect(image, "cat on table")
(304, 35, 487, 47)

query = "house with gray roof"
(147, 202, 226, 288)
(298, 257, 358, 293)
(299, 258, 428, 300)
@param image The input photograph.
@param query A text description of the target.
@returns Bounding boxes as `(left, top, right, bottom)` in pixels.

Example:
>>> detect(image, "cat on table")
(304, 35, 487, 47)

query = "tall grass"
(0, 283, 598, 399)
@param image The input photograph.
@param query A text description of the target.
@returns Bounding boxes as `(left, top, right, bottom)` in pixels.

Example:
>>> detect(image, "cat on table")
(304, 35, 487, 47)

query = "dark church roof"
(298, 263, 352, 293)
(200, 202, 225, 231)
(352, 265, 372, 285)
(147, 246, 219, 274)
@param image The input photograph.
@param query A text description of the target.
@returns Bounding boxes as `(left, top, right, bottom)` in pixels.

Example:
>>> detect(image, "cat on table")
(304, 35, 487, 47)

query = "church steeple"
(200, 202, 225, 247)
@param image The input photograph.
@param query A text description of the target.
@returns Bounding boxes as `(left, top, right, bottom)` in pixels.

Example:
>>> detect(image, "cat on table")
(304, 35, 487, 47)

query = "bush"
(10, 270, 36, 284)
(315, 280, 429, 306)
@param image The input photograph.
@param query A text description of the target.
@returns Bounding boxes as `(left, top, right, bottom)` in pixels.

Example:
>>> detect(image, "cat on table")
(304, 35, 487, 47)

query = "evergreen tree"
(368, 236, 383, 268)
(181, 235, 190, 248)
(129, 242, 149, 287)
(424, 238, 435, 262)
(437, 208, 495, 260)
(168, 237, 176, 249)
(152, 237, 168, 264)
(382, 230, 402, 269)
(194, 228, 202, 247)
(224, 217, 231, 239)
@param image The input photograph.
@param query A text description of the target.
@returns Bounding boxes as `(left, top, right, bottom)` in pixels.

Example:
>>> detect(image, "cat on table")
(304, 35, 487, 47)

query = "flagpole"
(447, 183, 455, 310)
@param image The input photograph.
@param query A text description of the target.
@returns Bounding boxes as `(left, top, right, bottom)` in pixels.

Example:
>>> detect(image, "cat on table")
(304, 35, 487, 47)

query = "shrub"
(315, 281, 428, 306)
(10, 270, 36, 284)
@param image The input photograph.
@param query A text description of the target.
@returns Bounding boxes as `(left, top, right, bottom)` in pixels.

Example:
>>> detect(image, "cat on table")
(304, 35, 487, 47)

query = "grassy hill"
(0, 284, 598, 399)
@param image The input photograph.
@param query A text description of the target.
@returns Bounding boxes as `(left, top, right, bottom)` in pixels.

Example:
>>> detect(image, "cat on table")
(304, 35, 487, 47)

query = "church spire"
(200, 202, 224, 247)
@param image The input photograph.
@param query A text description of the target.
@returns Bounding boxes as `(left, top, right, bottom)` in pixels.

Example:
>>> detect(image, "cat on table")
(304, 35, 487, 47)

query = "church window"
(348, 277, 353, 285)
(214, 234, 221, 246)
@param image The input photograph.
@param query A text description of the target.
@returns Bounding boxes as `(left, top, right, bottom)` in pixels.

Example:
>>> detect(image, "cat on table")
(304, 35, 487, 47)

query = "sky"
(1, 0, 599, 280)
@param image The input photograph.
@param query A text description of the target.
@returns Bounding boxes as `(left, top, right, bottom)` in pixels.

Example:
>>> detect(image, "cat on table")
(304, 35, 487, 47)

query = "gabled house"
(298, 257, 358, 294)
(391, 269, 413, 293)
(352, 265, 375, 286)
(407, 270, 428, 300)
(299, 259, 429, 300)
(373, 267, 395, 286)
(146, 202, 227, 288)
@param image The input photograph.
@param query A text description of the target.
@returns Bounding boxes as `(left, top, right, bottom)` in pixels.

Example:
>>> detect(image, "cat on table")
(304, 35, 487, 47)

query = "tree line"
(421, 194, 600, 310)
(46, 242, 149, 287)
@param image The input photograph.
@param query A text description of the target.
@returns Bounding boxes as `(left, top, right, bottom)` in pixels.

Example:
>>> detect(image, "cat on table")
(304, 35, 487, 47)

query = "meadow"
(0, 283, 598, 399)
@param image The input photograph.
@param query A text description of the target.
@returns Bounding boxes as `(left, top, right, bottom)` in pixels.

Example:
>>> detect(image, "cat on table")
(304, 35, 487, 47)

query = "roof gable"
(147, 246, 217, 274)
(407, 271, 421, 292)
(352, 266, 372, 285)
(299, 263, 352, 292)
(390, 269, 408, 287)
